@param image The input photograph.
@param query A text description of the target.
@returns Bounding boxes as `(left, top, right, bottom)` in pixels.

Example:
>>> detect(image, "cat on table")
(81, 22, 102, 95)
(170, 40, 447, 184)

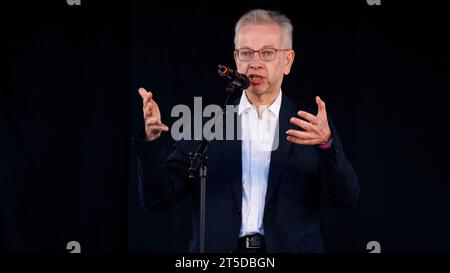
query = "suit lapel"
(220, 94, 242, 210)
(264, 94, 297, 211)
(221, 135, 242, 210)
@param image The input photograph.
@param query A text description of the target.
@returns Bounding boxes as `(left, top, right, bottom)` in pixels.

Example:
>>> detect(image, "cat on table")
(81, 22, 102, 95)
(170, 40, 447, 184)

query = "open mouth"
(248, 74, 265, 84)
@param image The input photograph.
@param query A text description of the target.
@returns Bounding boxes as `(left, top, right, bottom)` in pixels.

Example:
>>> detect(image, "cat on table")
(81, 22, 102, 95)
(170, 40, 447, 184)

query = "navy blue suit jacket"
(134, 93, 359, 252)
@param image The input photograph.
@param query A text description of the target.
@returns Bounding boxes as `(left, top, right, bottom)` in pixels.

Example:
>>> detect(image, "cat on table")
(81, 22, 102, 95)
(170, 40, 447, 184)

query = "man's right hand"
(138, 87, 169, 141)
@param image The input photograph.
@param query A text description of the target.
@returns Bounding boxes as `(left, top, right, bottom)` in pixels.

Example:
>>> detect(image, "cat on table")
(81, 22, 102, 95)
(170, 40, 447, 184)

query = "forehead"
(236, 23, 282, 49)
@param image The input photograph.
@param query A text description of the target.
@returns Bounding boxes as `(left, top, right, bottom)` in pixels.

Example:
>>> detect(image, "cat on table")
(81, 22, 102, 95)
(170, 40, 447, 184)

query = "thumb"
(138, 87, 150, 100)
(316, 96, 326, 113)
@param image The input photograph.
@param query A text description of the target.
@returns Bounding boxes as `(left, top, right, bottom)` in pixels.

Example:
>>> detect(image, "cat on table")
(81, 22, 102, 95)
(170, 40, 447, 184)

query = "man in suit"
(134, 9, 359, 253)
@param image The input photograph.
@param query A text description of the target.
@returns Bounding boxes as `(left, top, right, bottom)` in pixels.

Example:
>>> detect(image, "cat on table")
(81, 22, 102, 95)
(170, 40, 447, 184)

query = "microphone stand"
(188, 81, 241, 253)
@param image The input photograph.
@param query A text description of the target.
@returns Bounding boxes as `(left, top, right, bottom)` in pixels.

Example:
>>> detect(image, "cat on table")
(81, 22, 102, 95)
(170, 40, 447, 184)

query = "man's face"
(234, 23, 295, 98)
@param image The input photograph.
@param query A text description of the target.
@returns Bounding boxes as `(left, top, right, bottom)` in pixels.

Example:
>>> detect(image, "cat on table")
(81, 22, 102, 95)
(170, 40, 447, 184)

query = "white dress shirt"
(238, 90, 282, 237)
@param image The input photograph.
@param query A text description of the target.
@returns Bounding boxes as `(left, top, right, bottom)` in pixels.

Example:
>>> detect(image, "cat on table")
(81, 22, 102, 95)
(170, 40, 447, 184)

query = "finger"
(316, 96, 326, 115)
(286, 136, 320, 145)
(290, 117, 314, 131)
(149, 100, 161, 119)
(159, 123, 170, 132)
(286, 129, 314, 140)
(144, 103, 154, 118)
(147, 119, 169, 130)
(143, 91, 154, 108)
(146, 116, 159, 125)
(138, 87, 150, 100)
(149, 124, 169, 132)
(144, 100, 161, 120)
(297, 110, 318, 124)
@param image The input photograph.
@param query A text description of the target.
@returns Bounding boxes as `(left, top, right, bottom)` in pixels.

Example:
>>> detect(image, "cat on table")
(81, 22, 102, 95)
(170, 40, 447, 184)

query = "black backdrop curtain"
(1, 0, 450, 253)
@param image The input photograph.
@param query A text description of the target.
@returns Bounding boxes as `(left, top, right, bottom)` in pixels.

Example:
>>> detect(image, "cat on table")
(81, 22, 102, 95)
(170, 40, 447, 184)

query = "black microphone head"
(217, 64, 229, 77)
(217, 64, 249, 90)
(239, 74, 250, 90)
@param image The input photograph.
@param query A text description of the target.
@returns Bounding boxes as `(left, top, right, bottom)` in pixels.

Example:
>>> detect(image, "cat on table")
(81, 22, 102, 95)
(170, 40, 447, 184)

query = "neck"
(245, 89, 280, 107)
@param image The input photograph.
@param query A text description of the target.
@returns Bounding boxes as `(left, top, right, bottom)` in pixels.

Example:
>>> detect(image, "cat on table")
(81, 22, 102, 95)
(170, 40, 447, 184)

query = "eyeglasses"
(235, 48, 291, 62)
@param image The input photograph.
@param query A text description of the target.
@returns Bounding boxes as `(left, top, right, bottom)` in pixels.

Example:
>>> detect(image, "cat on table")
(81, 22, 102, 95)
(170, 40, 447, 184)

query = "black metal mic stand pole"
(188, 82, 240, 253)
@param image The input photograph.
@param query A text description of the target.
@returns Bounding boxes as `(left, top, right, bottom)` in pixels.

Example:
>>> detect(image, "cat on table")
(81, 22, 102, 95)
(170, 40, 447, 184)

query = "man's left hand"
(286, 96, 332, 145)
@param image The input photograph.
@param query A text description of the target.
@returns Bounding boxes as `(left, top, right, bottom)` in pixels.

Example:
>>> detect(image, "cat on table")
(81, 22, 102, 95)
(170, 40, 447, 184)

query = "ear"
(283, 50, 295, 75)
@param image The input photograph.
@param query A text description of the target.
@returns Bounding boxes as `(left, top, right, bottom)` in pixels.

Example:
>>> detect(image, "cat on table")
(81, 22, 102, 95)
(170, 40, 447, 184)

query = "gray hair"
(234, 9, 293, 49)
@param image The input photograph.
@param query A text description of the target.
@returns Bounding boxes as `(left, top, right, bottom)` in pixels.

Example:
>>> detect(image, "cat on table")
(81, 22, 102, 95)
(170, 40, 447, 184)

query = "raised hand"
(138, 87, 169, 141)
(286, 96, 331, 145)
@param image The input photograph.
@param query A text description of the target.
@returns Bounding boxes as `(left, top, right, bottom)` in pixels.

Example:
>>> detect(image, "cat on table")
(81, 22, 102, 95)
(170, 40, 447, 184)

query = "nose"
(249, 51, 264, 70)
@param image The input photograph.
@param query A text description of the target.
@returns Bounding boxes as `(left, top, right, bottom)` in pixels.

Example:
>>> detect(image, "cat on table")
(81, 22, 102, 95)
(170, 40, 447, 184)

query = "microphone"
(217, 65, 250, 90)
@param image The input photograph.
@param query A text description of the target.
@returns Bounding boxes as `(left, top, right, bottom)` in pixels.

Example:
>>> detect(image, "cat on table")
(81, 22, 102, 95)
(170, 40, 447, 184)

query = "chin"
(247, 86, 267, 96)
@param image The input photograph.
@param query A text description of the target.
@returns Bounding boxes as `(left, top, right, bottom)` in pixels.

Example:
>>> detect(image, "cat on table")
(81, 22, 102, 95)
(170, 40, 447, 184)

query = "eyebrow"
(238, 45, 277, 50)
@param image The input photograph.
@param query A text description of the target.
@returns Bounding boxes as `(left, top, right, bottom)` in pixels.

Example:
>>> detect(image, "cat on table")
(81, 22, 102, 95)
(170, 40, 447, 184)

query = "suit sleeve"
(133, 129, 195, 212)
(314, 117, 360, 210)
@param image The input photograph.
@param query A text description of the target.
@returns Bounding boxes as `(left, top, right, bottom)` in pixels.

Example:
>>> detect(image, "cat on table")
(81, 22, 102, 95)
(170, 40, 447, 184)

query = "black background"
(1, 0, 449, 253)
